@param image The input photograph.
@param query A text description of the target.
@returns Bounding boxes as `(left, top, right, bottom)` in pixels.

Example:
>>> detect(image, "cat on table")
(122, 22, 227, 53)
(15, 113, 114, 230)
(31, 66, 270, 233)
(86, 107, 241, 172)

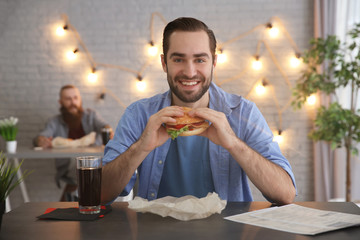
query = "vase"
(0, 200, 4, 230)
(6, 140, 17, 153)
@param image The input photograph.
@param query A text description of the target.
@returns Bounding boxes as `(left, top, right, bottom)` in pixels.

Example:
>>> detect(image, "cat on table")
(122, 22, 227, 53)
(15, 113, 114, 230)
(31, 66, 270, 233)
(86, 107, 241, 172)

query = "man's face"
(161, 31, 217, 103)
(59, 88, 82, 115)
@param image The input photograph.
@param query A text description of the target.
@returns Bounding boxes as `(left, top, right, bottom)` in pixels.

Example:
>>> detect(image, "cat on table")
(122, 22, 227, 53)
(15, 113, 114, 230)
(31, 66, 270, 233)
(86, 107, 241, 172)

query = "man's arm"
(227, 137, 296, 204)
(35, 135, 53, 148)
(101, 106, 185, 204)
(33, 116, 63, 148)
(101, 140, 149, 203)
(191, 108, 296, 204)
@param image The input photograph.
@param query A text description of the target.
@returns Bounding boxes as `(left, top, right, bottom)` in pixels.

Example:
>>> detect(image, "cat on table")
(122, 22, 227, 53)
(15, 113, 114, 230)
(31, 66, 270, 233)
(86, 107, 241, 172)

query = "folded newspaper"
(225, 203, 360, 235)
(128, 192, 227, 221)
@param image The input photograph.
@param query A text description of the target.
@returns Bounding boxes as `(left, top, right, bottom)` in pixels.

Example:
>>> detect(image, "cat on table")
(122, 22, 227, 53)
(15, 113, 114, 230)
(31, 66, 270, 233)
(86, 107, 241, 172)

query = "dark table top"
(1, 201, 360, 240)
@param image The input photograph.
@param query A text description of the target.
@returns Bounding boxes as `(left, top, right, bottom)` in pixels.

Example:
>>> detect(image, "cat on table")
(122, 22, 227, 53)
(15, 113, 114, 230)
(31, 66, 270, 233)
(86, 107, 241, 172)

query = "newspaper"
(224, 204, 360, 235)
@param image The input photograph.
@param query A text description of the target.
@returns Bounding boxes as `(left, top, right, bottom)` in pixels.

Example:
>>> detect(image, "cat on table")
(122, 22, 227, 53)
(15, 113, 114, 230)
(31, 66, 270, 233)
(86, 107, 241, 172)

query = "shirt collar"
(209, 82, 239, 116)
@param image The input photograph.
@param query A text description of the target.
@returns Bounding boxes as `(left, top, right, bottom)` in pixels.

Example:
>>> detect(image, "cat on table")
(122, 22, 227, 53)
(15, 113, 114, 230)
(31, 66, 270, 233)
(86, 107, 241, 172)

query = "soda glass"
(76, 156, 102, 214)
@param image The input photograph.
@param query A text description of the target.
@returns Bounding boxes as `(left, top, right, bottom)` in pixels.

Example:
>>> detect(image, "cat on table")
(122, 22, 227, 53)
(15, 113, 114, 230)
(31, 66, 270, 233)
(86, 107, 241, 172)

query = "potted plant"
(0, 117, 19, 153)
(0, 152, 31, 230)
(292, 23, 360, 202)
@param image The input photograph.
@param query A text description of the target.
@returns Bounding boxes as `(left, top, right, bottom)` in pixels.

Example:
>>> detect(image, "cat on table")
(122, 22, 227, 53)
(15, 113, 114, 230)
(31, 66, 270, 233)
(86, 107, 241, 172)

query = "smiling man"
(102, 17, 296, 204)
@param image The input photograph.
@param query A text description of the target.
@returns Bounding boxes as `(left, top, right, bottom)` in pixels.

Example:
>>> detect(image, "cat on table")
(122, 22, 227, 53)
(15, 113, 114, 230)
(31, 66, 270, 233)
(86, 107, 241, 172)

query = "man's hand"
(189, 108, 237, 151)
(138, 106, 184, 153)
(36, 136, 53, 148)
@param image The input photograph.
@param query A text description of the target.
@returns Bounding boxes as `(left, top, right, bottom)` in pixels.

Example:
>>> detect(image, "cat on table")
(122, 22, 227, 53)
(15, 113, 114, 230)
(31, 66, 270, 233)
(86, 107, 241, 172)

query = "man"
(35, 84, 113, 201)
(102, 17, 296, 204)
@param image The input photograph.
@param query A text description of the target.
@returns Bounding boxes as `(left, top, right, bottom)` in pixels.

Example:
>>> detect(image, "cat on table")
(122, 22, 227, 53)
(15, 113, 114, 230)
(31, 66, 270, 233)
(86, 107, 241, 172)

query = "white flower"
(0, 117, 18, 127)
(9, 117, 18, 125)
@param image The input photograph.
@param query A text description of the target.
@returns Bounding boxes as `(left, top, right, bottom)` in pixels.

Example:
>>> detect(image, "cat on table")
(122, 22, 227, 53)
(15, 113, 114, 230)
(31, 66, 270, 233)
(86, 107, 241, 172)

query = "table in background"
(5, 146, 104, 159)
(4, 146, 104, 211)
(1, 201, 360, 240)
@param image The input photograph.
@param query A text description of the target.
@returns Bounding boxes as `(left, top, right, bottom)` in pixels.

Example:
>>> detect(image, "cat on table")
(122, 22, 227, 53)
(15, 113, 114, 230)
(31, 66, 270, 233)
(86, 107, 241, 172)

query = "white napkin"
(51, 132, 96, 148)
(128, 192, 227, 221)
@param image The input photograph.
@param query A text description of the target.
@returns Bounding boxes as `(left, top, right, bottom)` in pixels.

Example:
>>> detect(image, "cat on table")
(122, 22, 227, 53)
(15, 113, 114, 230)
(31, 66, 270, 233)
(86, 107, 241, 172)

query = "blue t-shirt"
(158, 136, 214, 198)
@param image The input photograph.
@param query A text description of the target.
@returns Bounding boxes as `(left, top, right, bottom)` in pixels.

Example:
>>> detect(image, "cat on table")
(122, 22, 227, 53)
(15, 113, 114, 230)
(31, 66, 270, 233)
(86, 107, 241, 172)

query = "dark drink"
(77, 167, 102, 213)
(101, 128, 111, 145)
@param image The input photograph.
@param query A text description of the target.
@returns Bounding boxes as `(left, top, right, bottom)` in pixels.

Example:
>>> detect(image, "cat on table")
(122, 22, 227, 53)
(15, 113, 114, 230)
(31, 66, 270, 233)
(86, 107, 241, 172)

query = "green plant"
(0, 152, 32, 203)
(0, 117, 18, 141)
(292, 23, 360, 202)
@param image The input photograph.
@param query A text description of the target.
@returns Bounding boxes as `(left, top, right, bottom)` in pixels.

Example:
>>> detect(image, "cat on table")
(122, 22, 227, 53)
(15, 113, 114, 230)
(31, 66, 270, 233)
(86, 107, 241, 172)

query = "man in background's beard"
(60, 104, 85, 139)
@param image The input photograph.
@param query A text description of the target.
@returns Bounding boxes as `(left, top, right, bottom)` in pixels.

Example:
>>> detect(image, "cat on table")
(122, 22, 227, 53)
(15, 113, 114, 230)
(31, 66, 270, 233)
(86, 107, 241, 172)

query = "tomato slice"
(174, 124, 186, 129)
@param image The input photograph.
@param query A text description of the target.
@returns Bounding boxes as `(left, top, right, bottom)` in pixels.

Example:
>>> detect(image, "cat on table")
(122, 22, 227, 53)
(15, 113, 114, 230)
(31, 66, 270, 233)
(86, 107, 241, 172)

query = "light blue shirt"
(103, 82, 296, 202)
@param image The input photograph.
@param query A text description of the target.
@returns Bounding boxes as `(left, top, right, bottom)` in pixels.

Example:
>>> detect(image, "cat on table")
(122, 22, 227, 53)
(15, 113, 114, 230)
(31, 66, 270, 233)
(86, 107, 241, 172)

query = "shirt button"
(158, 160, 163, 164)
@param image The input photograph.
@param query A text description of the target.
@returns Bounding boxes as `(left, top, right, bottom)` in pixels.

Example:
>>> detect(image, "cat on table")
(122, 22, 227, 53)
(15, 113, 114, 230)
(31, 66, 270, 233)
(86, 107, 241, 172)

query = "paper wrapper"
(52, 132, 96, 148)
(128, 192, 227, 221)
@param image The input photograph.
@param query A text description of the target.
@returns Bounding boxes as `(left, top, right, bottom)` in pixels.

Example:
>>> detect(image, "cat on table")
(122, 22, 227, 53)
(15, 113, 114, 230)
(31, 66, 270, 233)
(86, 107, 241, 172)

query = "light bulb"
(148, 45, 158, 57)
(268, 27, 279, 38)
(290, 53, 301, 68)
(266, 23, 279, 38)
(136, 80, 146, 92)
(56, 25, 67, 36)
(290, 57, 301, 68)
(66, 49, 78, 60)
(307, 94, 316, 105)
(217, 52, 227, 64)
(274, 130, 284, 144)
(88, 69, 98, 83)
(252, 56, 262, 70)
(255, 84, 266, 95)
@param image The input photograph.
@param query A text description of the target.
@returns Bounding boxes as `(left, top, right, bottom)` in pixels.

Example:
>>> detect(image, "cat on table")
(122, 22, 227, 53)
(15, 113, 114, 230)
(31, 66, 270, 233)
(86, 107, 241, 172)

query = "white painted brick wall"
(0, 0, 314, 208)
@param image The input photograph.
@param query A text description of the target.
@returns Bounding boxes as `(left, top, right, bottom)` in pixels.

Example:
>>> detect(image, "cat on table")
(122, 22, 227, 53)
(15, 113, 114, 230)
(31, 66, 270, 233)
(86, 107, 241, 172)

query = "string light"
(147, 41, 158, 57)
(57, 13, 305, 139)
(216, 48, 227, 64)
(88, 68, 98, 83)
(274, 130, 284, 144)
(252, 55, 262, 70)
(66, 48, 79, 60)
(136, 75, 146, 92)
(290, 53, 302, 68)
(255, 79, 268, 95)
(307, 94, 316, 105)
(266, 23, 279, 38)
(56, 25, 68, 36)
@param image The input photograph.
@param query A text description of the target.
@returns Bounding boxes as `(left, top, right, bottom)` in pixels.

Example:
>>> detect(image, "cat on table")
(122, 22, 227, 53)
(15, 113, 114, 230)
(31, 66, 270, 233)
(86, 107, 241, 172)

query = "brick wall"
(0, 0, 314, 208)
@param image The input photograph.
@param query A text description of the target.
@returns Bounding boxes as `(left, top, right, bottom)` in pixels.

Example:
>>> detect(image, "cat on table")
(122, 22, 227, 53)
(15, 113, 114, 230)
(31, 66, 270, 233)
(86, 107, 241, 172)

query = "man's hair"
(59, 84, 77, 98)
(162, 17, 217, 64)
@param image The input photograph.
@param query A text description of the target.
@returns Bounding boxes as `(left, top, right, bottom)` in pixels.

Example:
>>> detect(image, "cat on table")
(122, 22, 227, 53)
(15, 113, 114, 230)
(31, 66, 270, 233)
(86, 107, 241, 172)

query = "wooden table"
(1, 201, 360, 240)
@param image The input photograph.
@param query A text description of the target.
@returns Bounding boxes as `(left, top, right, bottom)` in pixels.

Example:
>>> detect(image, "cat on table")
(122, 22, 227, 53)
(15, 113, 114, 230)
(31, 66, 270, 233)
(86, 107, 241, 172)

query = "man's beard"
(167, 67, 212, 103)
(60, 105, 84, 129)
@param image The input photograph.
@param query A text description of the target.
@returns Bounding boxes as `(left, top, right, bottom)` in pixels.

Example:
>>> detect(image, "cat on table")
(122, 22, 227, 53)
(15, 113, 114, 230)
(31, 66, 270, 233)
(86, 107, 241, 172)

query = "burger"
(166, 107, 209, 140)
